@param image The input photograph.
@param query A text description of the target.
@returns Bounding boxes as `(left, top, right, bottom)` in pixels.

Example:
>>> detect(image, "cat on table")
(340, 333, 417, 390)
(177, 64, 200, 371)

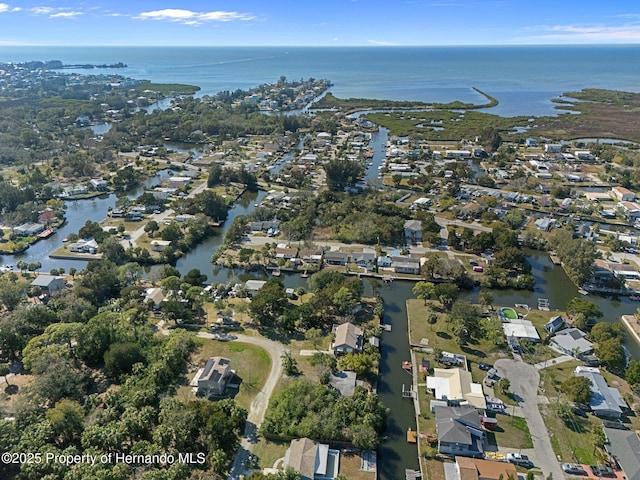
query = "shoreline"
(621, 315, 640, 346)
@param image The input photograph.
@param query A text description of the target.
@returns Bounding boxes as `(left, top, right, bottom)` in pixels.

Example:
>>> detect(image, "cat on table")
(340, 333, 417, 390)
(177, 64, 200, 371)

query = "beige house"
(331, 322, 364, 355)
(427, 368, 486, 409)
(283, 437, 339, 480)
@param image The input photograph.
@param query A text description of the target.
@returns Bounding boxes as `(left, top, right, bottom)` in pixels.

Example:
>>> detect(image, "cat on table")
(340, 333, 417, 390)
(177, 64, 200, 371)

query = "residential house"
(603, 427, 640, 480)
(534, 217, 554, 232)
(283, 437, 340, 480)
(67, 238, 98, 254)
(502, 319, 540, 343)
(617, 201, 640, 221)
(544, 315, 565, 333)
(456, 456, 518, 480)
(352, 252, 376, 271)
(31, 275, 66, 294)
(166, 176, 191, 188)
(459, 203, 483, 219)
(525, 137, 538, 147)
(404, 220, 423, 245)
(150, 240, 172, 252)
(575, 366, 627, 418)
(196, 357, 232, 396)
(144, 287, 165, 310)
(245, 280, 267, 298)
(332, 322, 364, 355)
(275, 246, 298, 260)
(544, 143, 563, 154)
(551, 328, 594, 359)
(324, 251, 350, 266)
(611, 186, 636, 202)
(61, 185, 88, 197)
(13, 222, 45, 236)
(90, 178, 109, 191)
(427, 368, 486, 409)
(299, 248, 323, 265)
(434, 406, 486, 458)
(391, 255, 421, 275)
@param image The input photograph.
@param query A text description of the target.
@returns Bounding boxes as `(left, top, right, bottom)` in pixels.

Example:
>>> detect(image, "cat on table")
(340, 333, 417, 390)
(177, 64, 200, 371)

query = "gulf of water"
(2, 45, 640, 116)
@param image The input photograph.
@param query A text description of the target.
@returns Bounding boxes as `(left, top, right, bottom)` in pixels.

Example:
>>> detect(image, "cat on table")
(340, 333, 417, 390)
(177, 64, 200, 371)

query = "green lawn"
(176, 339, 271, 410)
(252, 438, 289, 469)
(487, 415, 533, 450)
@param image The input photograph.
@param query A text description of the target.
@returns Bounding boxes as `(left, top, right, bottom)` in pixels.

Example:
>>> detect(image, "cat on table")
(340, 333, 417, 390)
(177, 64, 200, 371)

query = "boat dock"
(549, 254, 562, 265)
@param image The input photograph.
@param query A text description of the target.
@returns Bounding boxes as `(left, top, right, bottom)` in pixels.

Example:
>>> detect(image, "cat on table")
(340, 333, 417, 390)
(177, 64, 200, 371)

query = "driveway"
(495, 358, 563, 480)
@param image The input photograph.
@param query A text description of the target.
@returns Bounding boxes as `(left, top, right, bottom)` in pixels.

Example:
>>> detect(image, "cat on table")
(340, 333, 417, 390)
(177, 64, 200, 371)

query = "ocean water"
(1, 45, 640, 116)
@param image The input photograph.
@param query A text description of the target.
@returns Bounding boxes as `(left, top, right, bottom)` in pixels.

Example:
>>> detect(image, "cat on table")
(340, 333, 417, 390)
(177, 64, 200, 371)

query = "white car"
(506, 453, 533, 468)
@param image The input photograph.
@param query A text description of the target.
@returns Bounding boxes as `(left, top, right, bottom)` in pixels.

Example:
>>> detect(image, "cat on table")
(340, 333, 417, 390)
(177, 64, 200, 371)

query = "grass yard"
(176, 338, 271, 410)
(407, 299, 502, 361)
(252, 438, 289, 469)
(487, 415, 533, 450)
(338, 451, 376, 480)
(541, 404, 603, 464)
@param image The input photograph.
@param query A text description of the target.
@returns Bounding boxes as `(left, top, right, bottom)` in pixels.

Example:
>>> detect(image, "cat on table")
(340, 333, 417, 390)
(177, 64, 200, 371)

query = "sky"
(1, 1, 640, 46)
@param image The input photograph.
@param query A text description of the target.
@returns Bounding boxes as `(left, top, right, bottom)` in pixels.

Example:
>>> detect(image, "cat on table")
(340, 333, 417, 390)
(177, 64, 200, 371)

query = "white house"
(611, 186, 636, 202)
(426, 368, 486, 409)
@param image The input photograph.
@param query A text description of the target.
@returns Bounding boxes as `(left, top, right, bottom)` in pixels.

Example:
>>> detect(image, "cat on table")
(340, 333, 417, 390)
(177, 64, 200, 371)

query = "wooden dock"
(549, 254, 562, 265)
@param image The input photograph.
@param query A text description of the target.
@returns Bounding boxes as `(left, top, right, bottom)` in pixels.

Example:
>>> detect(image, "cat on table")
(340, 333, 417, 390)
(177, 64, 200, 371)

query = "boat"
(37, 227, 56, 239)
(272, 269, 281, 277)
(300, 270, 308, 278)
(578, 289, 589, 296)
(402, 361, 412, 372)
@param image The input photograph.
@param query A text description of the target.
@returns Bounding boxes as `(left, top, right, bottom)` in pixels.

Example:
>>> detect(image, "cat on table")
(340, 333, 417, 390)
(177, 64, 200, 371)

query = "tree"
(392, 174, 402, 187)
(249, 279, 288, 328)
(479, 289, 494, 310)
(566, 297, 603, 326)
(595, 338, 627, 373)
(183, 268, 207, 287)
(497, 378, 511, 395)
(104, 342, 145, 380)
(324, 158, 364, 191)
(305, 328, 323, 350)
(282, 351, 300, 376)
(626, 360, 640, 390)
(144, 220, 159, 238)
(413, 281, 435, 305)
(560, 376, 592, 405)
(45, 399, 85, 447)
(590, 322, 625, 343)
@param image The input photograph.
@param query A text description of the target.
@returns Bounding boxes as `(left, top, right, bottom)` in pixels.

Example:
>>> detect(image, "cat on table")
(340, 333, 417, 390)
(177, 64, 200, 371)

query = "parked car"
(487, 368, 499, 379)
(478, 362, 492, 371)
(571, 407, 588, 418)
(602, 420, 630, 430)
(563, 464, 587, 475)
(506, 453, 533, 468)
(590, 466, 615, 477)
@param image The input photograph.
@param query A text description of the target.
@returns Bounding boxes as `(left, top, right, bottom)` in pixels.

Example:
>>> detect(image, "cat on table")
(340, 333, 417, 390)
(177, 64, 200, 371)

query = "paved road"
(495, 358, 563, 480)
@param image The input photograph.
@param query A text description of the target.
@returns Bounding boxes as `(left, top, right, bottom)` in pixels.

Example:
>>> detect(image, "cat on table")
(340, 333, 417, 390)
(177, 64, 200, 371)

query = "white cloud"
(135, 8, 255, 25)
(0, 3, 9, 13)
(50, 11, 82, 19)
(367, 39, 398, 45)
(520, 23, 640, 42)
(30, 6, 53, 15)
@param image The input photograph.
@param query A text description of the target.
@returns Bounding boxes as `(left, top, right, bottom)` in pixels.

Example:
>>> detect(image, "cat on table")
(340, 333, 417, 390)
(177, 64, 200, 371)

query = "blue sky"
(1, 1, 640, 46)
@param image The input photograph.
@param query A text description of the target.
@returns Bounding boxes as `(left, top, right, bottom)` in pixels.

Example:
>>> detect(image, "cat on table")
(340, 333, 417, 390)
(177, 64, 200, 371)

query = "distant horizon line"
(2, 43, 640, 48)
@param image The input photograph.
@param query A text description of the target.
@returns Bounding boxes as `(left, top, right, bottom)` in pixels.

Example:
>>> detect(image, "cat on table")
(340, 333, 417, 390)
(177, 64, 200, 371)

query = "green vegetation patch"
(132, 80, 200, 96)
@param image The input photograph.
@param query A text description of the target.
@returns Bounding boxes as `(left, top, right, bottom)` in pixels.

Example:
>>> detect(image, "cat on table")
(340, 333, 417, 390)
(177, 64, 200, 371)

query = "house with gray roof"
(603, 427, 640, 480)
(332, 322, 364, 355)
(551, 328, 593, 358)
(575, 366, 627, 418)
(31, 275, 66, 294)
(196, 357, 232, 396)
(434, 406, 486, 458)
(404, 219, 423, 245)
(324, 251, 349, 266)
(352, 252, 376, 271)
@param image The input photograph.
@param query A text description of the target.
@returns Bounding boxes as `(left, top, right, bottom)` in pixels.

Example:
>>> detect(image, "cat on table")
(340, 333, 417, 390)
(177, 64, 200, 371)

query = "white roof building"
(427, 368, 486, 409)
(502, 319, 540, 342)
